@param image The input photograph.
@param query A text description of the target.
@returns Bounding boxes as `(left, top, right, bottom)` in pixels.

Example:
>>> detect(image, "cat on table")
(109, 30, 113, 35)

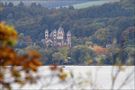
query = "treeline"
(0, 0, 134, 46)
(0, 0, 135, 65)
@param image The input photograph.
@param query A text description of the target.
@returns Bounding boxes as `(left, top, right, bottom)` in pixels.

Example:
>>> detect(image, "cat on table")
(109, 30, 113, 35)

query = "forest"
(0, 0, 135, 65)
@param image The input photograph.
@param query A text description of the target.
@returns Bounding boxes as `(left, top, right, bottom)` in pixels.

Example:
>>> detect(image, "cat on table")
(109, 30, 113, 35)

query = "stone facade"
(44, 26, 71, 47)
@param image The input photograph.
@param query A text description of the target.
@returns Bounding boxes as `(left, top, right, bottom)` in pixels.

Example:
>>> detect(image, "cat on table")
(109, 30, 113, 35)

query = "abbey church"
(44, 26, 71, 47)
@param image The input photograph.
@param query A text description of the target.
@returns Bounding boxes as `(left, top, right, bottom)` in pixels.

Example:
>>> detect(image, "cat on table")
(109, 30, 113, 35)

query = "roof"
(58, 26, 64, 32)
(67, 31, 71, 35)
(45, 29, 49, 33)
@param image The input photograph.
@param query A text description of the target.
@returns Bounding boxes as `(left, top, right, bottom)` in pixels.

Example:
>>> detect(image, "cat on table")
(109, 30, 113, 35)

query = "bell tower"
(45, 29, 49, 46)
(52, 29, 57, 46)
(67, 31, 71, 47)
(45, 29, 49, 39)
(57, 26, 64, 46)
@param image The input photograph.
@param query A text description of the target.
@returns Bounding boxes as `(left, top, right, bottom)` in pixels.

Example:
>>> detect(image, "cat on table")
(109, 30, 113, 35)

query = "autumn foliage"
(0, 22, 69, 90)
(91, 45, 108, 55)
(0, 22, 42, 90)
(0, 22, 17, 46)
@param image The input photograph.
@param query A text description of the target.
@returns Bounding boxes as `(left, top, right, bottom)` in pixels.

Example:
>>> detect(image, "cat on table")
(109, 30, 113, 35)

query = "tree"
(121, 27, 135, 46)
(52, 52, 65, 64)
(58, 46, 69, 62)
(71, 45, 94, 64)
(30, 2, 37, 8)
(18, 1, 25, 7)
(68, 5, 74, 10)
(0, 2, 4, 11)
(0, 22, 42, 90)
(7, 2, 14, 7)
(94, 28, 111, 46)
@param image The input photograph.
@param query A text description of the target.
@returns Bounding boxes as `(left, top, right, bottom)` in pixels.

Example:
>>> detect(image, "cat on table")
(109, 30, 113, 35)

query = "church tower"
(57, 26, 64, 46)
(45, 29, 49, 40)
(45, 29, 49, 46)
(67, 31, 71, 47)
(52, 29, 57, 46)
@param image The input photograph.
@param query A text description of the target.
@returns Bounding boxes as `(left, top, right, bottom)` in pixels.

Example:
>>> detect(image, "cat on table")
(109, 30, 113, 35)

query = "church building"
(44, 26, 71, 47)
